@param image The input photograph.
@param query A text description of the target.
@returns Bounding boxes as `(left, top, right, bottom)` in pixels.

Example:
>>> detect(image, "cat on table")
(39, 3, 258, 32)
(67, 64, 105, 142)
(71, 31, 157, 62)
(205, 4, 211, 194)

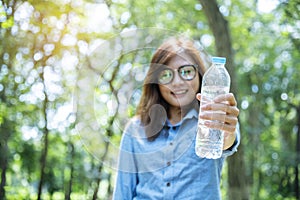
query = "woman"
(113, 37, 240, 199)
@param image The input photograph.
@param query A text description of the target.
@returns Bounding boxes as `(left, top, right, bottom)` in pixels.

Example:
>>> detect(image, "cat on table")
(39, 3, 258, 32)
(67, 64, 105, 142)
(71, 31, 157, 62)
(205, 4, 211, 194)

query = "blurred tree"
(0, 0, 22, 198)
(198, 1, 249, 199)
(280, 0, 300, 198)
(229, 0, 300, 199)
(0, 0, 299, 199)
(0, 0, 91, 198)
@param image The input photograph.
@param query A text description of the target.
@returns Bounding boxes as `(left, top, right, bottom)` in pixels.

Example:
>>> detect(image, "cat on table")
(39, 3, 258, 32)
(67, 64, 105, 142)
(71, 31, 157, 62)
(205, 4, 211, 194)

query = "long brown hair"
(136, 37, 206, 141)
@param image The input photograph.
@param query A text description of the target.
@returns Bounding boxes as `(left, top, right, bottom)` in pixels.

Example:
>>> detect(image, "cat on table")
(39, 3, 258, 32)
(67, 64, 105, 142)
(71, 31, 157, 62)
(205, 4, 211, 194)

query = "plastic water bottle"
(195, 57, 230, 159)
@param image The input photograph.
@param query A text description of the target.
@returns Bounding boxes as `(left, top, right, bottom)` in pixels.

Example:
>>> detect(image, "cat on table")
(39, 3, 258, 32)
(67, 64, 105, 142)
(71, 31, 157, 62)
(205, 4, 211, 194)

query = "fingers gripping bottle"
(195, 57, 230, 159)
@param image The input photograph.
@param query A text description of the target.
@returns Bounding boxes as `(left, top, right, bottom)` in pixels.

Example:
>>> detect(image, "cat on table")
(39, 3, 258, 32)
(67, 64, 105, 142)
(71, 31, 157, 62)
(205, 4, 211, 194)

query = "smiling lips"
(171, 89, 188, 96)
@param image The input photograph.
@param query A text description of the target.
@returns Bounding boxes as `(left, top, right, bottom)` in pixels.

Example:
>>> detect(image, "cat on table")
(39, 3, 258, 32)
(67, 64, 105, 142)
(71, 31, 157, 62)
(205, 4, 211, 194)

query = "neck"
(168, 100, 198, 125)
(168, 107, 183, 125)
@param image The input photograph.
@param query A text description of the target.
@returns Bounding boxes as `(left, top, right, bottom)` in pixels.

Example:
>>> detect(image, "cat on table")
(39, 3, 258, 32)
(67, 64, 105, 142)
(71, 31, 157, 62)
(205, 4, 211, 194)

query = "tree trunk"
(0, 121, 11, 200)
(90, 47, 121, 199)
(92, 141, 109, 200)
(37, 123, 49, 200)
(198, 0, 236, 91)
(0, 143, 8, 200)
(65, 142, 75, 200)
(37, 69, 50, 200)
(295, 106, 300, 200)
(199, 0, 249, 199)
(0, 3, 16, 197)
(37, 113, 49, 200)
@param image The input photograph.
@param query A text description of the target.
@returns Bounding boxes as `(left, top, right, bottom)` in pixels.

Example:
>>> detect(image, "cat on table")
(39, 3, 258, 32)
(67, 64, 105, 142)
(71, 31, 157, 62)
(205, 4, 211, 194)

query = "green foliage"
(0, 0, 299, 199)
(1, 16, 14, 28)
(228, 0, 300, 198)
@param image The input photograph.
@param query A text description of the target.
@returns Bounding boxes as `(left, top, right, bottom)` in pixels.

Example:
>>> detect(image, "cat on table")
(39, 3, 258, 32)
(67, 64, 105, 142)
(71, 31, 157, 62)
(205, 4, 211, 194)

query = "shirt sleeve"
(222, 122, 241, 157)
(112, 121, 138, 199)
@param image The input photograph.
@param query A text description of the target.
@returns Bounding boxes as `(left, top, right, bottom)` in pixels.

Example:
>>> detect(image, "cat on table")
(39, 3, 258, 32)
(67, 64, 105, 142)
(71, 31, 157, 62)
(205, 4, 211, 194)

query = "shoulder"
(120, 116, 148, 152)
(122, 115, 147, 140)
(124, 116, 142, 132)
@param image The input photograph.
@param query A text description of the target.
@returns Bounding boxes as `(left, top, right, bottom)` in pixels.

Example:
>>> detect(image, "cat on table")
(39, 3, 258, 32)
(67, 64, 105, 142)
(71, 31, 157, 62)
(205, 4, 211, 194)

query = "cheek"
(158, 84, 165, 93)
(158, 85, 170, 96)
(190, 77, 200, 93)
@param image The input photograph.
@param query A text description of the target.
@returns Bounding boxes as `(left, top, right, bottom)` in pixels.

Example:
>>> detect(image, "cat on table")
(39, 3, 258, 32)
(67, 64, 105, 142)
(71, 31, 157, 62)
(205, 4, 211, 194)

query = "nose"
(171, 71, 184, 85)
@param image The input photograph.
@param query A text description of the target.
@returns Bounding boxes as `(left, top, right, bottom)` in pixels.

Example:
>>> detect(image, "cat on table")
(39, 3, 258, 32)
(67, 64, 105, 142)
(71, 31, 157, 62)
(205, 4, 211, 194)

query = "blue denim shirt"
(113, 109, 240, 200)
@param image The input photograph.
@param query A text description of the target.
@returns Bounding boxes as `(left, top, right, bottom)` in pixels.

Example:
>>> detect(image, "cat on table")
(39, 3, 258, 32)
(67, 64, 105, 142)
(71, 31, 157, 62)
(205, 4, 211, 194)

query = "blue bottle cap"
(212, 57, 226, 64)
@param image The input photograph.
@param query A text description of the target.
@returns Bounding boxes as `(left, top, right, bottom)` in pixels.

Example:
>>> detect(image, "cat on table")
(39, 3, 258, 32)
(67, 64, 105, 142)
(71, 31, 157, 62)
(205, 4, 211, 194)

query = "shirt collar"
(182, 108, 198, 121)
(164, 108, 198, 128)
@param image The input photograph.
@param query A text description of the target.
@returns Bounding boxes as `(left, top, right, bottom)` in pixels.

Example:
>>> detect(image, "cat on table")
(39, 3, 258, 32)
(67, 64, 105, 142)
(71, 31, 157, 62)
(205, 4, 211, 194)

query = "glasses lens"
(158, 69, 173, 84)
(179, 65, 196, 80)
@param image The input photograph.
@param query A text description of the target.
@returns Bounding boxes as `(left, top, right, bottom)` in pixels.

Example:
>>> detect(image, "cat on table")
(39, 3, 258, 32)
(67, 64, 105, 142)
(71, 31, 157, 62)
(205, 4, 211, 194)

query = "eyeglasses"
(158, 65, 197, 85)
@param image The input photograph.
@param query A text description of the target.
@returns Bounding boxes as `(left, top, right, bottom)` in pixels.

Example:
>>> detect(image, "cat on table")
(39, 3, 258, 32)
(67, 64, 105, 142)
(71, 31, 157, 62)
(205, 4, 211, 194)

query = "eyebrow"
(163, 64, 195, 69)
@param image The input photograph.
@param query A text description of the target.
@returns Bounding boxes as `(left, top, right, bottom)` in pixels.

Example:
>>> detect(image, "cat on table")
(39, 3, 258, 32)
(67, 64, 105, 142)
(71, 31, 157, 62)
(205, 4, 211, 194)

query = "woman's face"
(158, 53, 200, 109)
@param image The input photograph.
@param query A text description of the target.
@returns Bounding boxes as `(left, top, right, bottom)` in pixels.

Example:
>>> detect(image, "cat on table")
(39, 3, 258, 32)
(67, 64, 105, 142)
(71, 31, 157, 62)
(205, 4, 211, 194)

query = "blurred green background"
(0, 0, 299, 199)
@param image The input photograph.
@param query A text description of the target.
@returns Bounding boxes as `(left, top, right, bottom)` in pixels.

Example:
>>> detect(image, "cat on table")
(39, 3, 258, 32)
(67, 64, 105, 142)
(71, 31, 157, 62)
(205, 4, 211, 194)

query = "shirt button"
(166, 182, 170, 187)
(167, 161, 171, 166)
(169, 142, 173, 146)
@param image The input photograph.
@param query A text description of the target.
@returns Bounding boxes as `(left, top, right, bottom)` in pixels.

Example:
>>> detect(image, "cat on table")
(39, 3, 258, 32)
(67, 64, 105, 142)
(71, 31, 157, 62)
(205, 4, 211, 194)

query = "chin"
(181, 99, 198, 109)
(171, 101, 192, 109)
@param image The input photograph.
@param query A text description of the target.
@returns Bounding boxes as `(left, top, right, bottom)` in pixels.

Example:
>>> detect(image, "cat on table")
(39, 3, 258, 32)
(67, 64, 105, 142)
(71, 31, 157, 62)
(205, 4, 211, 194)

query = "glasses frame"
(158, 64, 198, 85)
